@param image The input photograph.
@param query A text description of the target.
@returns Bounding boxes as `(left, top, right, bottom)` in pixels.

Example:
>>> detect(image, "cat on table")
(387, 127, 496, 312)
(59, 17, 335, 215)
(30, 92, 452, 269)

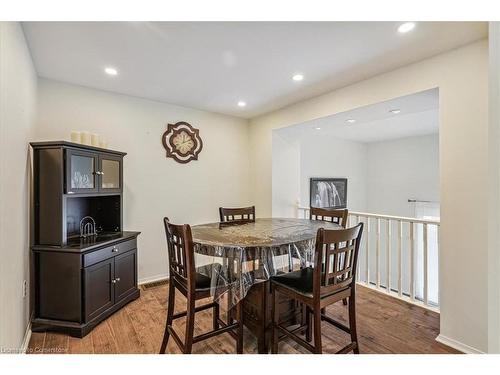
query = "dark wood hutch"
(30, 141, 140, 337)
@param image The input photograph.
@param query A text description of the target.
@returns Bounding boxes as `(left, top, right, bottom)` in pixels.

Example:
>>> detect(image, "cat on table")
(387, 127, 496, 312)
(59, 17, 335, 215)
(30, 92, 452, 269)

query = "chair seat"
(271, 267, 314, 296)
(195, 271, 212, 290)
(271, 267, 350, 298)
(194, 263, 223, 291)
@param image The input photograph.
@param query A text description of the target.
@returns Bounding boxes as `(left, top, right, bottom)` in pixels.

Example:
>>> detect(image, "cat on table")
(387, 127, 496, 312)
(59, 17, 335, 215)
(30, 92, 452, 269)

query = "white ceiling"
(22, 22, 486, 119)
(277, 88, 439, 143)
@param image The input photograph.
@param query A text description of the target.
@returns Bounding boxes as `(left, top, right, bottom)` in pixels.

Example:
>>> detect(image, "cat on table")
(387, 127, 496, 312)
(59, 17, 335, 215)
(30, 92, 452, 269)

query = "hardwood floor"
(28, 283, 459, 354)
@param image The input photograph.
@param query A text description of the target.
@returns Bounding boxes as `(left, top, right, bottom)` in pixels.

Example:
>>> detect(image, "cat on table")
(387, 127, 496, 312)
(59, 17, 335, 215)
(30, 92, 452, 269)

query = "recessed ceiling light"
(398, 22, 416, 33)
(104, 67, 118, 76)
(389, 109, 401, 114)
(315, 127, 321, 130)
(346, 119, 356, 124)
(292, 74, 304, 81)
(237, 101, 246, 107)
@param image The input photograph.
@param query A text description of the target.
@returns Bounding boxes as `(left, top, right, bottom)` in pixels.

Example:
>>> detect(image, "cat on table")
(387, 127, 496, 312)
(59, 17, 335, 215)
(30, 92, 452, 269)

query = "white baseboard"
(138, 273, 169, 285)
(435, 334, 485, 354)
(21, 321, 32, 354)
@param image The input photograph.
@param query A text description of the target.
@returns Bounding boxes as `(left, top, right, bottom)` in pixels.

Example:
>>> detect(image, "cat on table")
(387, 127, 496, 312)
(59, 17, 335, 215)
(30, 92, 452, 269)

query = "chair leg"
(160, 282, 175, 354)
(184, 297, 195, 354)
(257, 287, 268, 354)
(227, 290, 234, 326)
(213, 301, 220, 330)
(342, 298, 348, 306)
(228, 260, 235, 326)
(313, 307, 322, 354)
(348, 294, 360, 354)
(223, 256, 234, 327)
(305, 306, 312, 342)
(236, 301, 244, 354)
(271, 286, 278, 354)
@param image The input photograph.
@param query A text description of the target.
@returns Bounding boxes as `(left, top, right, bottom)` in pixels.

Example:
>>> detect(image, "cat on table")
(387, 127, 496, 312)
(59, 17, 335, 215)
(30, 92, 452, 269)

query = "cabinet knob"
(112, 247, 119, 252)
(112, 278, 120, 284)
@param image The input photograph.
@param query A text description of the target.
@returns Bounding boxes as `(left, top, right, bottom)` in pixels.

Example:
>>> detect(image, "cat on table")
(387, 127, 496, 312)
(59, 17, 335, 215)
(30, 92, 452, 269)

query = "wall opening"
(272, 88, 440, 308)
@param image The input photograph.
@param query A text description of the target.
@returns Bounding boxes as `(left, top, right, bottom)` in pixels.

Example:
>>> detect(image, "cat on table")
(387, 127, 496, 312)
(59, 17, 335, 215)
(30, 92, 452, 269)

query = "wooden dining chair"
(310, 207, 349, 306)
(219, 205, 259, 330)
(270, 223, 364, 354)
(219, 205, 258, 273)
(219, 206, 255, 223)
(309, 207, 349, 228)
(160, 217, 244, 354)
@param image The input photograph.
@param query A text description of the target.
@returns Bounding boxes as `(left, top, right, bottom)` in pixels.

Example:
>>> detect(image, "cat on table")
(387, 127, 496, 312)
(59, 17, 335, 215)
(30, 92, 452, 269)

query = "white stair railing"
(296, 205, 440, 311)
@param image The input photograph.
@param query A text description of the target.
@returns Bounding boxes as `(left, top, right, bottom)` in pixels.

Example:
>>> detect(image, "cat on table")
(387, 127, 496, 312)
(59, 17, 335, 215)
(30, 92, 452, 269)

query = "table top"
(191, 218, 340, 248)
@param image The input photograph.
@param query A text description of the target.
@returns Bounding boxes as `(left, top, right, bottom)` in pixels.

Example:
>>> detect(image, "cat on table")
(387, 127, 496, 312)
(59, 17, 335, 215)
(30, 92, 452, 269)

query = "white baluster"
(410, 222, 415, 301)
(423, 223, 429, 306)
(376, 218, 381, 288)
(436, 224, 440, 306)
(366, 217, 370, 285)
(398, 220, 403, 297)
(386, 219, 391, 294)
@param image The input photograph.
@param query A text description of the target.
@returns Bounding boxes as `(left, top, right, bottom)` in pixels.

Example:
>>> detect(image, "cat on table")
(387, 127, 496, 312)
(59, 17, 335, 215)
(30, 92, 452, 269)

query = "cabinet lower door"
(114, 250, 137, 301)
(84, 258, 115, 322)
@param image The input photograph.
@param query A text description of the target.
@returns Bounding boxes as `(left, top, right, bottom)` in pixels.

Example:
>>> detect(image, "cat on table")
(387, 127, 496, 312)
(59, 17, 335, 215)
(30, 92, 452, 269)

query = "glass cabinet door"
(99, 155, 122, 192)
(66, 150, 99, 194)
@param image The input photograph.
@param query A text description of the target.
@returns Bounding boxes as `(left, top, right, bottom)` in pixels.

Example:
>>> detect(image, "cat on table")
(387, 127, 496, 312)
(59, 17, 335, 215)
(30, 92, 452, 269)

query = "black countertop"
(31, 231, 141, 253)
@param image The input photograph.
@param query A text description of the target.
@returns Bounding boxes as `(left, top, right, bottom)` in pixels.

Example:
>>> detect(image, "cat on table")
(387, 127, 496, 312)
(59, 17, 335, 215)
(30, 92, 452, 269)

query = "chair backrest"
(313, 223, 364, 298)
(163, 217, 195, 290)
(219, 206, 256, 222)
(310, 207, 348, 228)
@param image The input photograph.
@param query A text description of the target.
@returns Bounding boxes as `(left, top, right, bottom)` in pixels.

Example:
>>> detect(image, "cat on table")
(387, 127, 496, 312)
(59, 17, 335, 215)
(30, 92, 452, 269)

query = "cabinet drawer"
(83, 238, 136, 267)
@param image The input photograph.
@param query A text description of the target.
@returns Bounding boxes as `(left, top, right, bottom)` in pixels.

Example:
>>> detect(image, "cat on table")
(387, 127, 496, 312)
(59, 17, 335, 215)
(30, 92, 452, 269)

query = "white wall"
(0, 22, 38, 351)
(366, 134, 439, 217)
(273, 130, 438, 218)
(299, 134, 368, 212)
(249, 40, 491, 353)
(35, 79, 251, 283)
(273, 131, 368, 217)
(272, 132, 300, 218)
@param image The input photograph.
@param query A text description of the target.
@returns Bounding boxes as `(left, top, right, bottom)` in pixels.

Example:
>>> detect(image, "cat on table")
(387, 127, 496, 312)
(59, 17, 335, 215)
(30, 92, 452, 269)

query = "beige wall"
(0, 22, 38, 351)
(249, 40, 490, 352)
(35, 79, 251, 284)
(488, 22, 500, 354)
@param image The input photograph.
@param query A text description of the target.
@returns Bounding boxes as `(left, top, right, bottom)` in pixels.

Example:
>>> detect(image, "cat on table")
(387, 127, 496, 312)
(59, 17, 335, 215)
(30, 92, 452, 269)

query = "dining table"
(190, 217, 341, 352)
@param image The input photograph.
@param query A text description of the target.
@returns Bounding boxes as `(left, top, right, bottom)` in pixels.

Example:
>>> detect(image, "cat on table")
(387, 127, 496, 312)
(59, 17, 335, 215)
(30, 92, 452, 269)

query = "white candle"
(70, 131, 81, 143)
(91, 133, 100, 147)
(80, 131, 91, 145)
(99, 136, 108, 149)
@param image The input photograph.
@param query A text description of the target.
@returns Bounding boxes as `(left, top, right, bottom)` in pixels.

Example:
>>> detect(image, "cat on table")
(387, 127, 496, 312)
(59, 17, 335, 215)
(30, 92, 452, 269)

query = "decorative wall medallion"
(162, 121, 203, 163)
